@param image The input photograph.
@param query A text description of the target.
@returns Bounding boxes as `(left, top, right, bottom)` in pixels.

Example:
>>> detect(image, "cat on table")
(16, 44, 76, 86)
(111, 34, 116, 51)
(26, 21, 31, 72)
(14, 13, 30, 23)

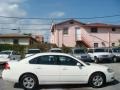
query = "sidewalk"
(0, 69, 2, 78)
(0, 65, 4, 78)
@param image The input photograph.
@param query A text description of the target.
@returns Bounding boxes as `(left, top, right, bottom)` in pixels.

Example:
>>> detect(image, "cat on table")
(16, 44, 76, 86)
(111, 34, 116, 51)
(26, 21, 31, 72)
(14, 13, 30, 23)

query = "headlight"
(107, 68, 113, 73)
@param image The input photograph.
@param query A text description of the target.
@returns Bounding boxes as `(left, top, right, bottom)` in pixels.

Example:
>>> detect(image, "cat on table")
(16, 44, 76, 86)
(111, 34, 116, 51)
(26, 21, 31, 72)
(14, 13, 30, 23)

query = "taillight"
(4, 63, 10, 70)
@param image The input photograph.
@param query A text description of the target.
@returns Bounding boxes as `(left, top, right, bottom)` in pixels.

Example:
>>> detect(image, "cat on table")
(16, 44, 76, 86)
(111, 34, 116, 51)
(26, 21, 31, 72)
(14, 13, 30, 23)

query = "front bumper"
(106, 72, 115, 83)
(98, 57, 112, 62)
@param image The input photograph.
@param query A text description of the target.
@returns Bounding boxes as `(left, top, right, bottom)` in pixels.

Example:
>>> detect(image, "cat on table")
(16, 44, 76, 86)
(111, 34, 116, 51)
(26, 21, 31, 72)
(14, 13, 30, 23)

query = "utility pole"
(108, 32, 110, 48)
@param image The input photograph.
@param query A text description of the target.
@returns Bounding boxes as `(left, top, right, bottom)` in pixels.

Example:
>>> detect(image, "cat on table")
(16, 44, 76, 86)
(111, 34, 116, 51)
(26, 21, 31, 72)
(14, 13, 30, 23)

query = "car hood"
(93, 52, 110, 56)
(74, 53, 88, 57)
(88, 63, 108, 71)
(0, 54, 9, 58)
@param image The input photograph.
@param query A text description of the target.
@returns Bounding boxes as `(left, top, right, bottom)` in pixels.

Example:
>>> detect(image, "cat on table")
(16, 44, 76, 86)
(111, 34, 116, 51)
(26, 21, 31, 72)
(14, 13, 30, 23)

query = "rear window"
(28, 49, 40, 54)
(94, 49, 106, 52)
(74, 49, 85, 54)
(50, 50, 62, 53)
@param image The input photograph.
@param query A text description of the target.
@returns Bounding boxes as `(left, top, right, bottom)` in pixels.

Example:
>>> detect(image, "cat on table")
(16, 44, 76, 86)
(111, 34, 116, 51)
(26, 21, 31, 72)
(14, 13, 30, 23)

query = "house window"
(94, 43, 98, 48)
(13, 39, 19, 45)
(69, 20, 74, 24)
(91, 28, 98, 33)
(112, 43, 115, 47)
(112, 28, 116, 31)
(63, 27, 68, 35)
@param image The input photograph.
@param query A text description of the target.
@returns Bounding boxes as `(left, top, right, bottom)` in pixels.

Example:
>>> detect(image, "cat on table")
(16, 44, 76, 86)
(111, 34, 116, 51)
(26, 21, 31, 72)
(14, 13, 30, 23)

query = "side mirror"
(77, 62, 83, 69)
(77, 62, 81, 66)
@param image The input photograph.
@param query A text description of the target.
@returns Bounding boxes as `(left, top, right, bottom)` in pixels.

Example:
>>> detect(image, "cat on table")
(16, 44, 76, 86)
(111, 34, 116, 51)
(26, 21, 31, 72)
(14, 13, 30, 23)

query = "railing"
(81, 33, 92, 48)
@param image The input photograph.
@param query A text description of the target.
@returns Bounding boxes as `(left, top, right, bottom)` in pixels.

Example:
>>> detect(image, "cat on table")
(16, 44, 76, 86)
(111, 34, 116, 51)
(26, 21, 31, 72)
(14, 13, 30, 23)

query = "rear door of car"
(29, 55, 60, 82)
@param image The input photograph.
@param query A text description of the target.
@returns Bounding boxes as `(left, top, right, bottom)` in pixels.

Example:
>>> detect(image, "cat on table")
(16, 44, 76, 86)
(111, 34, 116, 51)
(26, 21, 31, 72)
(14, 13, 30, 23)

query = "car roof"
(50, 48, 62, 50)
(72, 48, 84, 50)
(20, 52, 87, 66)
(1, 50, 13, 52)
(28, 49, 40, 50)
(88, 48, 106, 49)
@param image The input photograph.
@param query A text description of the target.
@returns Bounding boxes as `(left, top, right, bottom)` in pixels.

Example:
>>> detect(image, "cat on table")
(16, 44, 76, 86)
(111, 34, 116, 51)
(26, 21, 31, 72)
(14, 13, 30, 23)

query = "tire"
(94, 57, 99, 63)
(20, 74, 38, 90)
(112, 56, 117, 63)
(89, 72, 106, 88)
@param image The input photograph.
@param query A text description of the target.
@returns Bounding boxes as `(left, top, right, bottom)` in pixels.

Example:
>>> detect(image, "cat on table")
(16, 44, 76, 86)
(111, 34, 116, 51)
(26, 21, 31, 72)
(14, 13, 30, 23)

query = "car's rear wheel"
(20, 74, 38, 90)
(89, 72, 106, 88)
(94, 57, 99, 63)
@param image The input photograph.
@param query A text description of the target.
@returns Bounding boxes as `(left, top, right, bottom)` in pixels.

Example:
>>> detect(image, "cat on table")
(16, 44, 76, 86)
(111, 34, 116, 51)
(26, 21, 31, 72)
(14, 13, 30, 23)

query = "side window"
(12, 51, 17, 55)
(59, 56, 77, 66)
(29, 55, 57, 65)
(63, 27, 68, 35)
(29, 57, 38, 64)
(88, 49, 93, 53)
(94, 43, 98, 48)
(91, 28, 98, 33)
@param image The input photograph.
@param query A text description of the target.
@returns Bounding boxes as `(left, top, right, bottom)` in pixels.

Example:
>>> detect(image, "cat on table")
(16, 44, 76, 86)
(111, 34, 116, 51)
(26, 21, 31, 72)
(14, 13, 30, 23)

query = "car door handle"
(63, 68, 68, 70)
(36, 67, 41, 69)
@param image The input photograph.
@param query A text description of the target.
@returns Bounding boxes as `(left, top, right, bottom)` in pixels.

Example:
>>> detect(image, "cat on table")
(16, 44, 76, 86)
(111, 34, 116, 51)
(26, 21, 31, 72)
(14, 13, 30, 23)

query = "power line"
(0, 14, 120, 20)
(0, 23, 51, 25)
(0, 28, 50, 30)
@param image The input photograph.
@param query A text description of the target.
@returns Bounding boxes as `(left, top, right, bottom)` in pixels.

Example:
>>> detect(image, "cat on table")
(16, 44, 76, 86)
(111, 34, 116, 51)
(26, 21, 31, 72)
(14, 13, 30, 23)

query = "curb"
(0, 69, 3, 78)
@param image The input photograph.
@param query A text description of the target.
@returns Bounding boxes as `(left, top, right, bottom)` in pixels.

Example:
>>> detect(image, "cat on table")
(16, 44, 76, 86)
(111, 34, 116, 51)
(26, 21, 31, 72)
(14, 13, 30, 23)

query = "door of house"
(75, 27, 81, 40)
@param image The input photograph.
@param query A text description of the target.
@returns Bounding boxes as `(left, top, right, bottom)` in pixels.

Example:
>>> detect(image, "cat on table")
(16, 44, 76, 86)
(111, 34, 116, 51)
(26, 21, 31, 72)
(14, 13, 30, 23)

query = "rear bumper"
(2, 70, 18, 83)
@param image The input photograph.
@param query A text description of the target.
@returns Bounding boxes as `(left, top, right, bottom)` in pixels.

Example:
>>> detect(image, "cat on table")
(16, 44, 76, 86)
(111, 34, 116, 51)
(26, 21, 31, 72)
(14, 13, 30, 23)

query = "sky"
(0, 0, 120, 40)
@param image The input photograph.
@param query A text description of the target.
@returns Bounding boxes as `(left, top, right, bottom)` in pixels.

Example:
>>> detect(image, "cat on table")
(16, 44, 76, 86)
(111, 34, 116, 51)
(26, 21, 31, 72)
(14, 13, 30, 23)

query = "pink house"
(50, 19, 120, 48)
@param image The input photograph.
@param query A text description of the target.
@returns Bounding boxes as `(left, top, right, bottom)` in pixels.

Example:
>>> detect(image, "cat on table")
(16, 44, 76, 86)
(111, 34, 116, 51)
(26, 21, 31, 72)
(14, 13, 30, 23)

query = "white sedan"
(2, 53, 115, 90)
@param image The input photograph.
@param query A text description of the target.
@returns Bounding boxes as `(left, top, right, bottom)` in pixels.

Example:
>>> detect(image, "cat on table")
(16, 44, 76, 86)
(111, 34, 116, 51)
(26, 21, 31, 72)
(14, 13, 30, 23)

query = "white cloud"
(0, 0, 26, 17)
(0, 0, 51, 42)
(50, 11, 65, 18)
(19, 20, 51, 41)
(0, 0, 27, 34)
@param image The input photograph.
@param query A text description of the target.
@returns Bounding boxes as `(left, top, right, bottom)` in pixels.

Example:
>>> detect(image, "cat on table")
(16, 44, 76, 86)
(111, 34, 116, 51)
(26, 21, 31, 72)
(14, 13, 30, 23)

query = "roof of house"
(0, 34, 39, 42)
(51, 19, 120, 31)
(51, 19, 86, 32)
(84, 23, 120, 28)
(0, 34, 31, 38)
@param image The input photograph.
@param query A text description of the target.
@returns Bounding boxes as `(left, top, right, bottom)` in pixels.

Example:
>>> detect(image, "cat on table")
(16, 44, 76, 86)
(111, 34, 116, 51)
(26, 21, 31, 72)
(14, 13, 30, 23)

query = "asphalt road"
(0, 63, 120, 90)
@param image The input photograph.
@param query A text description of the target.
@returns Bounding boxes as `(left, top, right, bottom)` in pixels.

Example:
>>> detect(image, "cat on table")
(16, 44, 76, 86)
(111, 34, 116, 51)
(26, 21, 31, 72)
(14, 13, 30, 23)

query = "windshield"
(74, 49, 85, 54)
(28, 50, 40, 54)
(112, 48, 120, 53)
(0, 51, 11, 55)
(51, 50, 62, 52)
(94, 49, 106, 52)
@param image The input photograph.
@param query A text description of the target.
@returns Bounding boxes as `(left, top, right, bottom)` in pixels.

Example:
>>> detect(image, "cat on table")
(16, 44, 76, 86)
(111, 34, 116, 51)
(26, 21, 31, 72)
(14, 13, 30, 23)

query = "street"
(0, 63, 120, 90)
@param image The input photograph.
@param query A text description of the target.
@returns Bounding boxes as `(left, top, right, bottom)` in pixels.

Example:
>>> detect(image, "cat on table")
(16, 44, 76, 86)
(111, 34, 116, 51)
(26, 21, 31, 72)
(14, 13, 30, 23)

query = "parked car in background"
(108, 47, 120, 62)
(0, 58, 10, 64)
(49, 48, 62, 53)
(2, 53, 115, 90)
(87, 48, 115, 63)
(0, 50, 21, 61)
(25, 48, 41, 57)
(71, 48, 91, 62)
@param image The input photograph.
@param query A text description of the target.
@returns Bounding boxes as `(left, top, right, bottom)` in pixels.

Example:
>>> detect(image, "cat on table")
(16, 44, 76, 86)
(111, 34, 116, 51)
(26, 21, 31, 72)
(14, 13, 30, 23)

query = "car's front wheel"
(20, 74, 38, 90)
(112, 56, 117, 63)
(89, 72, 106, 88)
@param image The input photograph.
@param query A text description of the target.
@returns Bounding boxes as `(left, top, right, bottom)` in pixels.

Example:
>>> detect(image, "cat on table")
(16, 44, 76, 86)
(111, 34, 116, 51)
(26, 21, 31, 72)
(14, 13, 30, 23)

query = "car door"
(58, 55, 88, 83)
(29, 55, 60, 82)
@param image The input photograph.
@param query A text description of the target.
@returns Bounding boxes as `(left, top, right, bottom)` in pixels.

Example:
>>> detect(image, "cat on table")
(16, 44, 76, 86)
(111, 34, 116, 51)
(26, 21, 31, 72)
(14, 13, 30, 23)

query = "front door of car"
(58, 55, 87, 83)
(29, 55, 60, 82)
